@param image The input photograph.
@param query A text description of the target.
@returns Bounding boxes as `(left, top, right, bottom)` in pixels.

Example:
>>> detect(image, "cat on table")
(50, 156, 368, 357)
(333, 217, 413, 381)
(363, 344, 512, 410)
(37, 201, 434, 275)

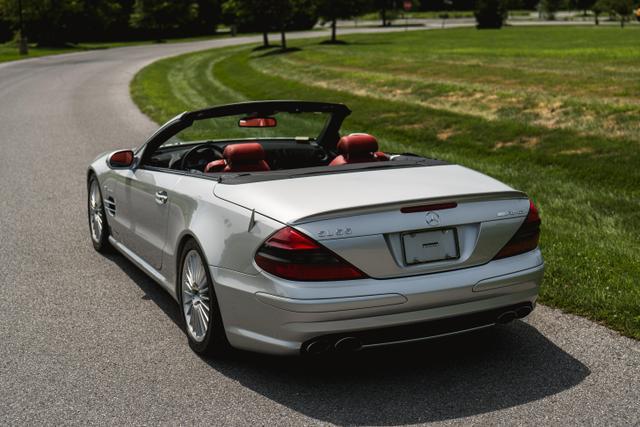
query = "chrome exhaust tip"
(497, 310, 518, 324)
(334, 337, 362, 352)
(305, 339, 332, 355)
(515, 306, 532, 318)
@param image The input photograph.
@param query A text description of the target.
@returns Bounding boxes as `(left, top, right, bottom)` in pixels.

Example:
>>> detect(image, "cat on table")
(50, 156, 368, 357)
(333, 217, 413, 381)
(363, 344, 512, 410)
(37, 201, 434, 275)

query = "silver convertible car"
(87, 101, 544, 356)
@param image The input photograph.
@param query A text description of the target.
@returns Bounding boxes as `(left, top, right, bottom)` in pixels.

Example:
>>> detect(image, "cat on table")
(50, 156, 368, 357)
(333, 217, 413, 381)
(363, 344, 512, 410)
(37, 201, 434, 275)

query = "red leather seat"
(205, 143, 270, 173)
(329, 133, 389, 166)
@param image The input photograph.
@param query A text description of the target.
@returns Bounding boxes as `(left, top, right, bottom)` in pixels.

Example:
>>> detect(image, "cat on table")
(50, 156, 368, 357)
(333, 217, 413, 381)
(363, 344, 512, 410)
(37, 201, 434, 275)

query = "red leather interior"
(204, 159, 226, 173)
(205, 142, 270, 173)
(329, 133, 388, 166)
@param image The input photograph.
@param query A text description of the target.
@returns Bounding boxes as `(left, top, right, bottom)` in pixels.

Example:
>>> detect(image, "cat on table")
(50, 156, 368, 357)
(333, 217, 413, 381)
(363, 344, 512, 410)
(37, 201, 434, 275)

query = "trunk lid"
(214, 164, 529, 278)
(213, 165, 523, 224)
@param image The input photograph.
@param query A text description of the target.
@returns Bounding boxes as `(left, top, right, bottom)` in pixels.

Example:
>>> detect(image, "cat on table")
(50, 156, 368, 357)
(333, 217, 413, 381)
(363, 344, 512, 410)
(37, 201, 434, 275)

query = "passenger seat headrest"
(224, 143, 266, 165)
(337, 133, 379, 156)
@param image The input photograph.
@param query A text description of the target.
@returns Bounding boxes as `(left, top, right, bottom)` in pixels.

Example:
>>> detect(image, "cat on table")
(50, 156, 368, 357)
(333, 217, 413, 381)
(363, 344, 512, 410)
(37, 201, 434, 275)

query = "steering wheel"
(180, 143, 224, 171)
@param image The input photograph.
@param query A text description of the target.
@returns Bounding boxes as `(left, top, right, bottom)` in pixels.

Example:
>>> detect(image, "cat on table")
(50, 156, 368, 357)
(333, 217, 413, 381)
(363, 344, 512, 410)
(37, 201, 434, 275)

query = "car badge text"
(317, 228, 352, 238)
(497, 209, 526, 218)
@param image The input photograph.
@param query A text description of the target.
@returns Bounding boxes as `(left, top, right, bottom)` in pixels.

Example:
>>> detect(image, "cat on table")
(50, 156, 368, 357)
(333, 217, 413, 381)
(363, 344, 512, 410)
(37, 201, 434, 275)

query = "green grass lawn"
(131, 26, 640, 339)
(0, 33, 230, 64)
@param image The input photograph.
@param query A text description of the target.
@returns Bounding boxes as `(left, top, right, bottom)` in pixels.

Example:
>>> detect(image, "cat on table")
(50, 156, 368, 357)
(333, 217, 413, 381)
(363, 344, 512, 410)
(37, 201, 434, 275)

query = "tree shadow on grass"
(252, 44, 277, 52)
(256, 47, 302, 57)
(106, 251, 589, 425)
(341, 40, 393, 46)
(320, 39, 349, 45)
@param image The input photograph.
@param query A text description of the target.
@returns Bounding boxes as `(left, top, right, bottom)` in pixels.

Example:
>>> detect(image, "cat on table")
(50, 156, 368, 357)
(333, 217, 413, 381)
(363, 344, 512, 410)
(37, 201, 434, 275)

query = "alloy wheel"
(89, 180, 104, 243)
(181, 250, 211, 343)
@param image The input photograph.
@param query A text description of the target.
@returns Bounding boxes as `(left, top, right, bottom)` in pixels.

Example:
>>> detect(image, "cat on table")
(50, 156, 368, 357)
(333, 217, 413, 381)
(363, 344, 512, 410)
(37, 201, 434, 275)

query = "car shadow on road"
(103, 252, 184, 331)
(106, 252, 589, 425)
(207, 319, 589, 425)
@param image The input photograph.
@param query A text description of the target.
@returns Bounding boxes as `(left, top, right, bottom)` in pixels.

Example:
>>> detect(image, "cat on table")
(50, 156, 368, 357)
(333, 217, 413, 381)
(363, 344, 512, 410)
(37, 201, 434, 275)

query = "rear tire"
(88, 175, 112, 253)
(178, 239, 231, 357)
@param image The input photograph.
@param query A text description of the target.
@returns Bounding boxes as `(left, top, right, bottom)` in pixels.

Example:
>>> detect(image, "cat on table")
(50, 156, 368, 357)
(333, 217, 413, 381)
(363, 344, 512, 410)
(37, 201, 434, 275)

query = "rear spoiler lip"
(288, 191, 528, 225)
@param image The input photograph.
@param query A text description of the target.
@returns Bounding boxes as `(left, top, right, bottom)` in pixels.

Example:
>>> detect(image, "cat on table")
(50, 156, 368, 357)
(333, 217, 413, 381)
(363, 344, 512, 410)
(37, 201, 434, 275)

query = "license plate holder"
(402, 228, 459, 265)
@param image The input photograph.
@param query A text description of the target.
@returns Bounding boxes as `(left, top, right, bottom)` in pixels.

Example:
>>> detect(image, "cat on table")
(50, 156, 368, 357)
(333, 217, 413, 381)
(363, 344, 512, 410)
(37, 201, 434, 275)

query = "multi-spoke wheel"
(182, 250, 211, 342)
(88, 176, 111, 252)
(179, 239, 230, 356)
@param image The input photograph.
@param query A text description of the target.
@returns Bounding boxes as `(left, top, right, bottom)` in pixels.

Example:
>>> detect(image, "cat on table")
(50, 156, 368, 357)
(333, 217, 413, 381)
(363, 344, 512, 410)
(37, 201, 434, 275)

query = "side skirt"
(108, 236, 178, 301)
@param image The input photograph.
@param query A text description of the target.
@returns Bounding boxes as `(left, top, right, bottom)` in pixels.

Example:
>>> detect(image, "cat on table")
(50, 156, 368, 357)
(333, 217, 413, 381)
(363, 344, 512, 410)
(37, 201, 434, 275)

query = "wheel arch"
(174, 231, 211, 298)
(87, 167, 97, 186)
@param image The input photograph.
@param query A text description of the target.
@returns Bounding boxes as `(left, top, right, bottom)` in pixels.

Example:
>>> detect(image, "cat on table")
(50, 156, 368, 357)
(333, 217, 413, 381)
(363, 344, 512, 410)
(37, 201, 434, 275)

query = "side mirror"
(108, 150, 134, 168)
(238, 117, 277, 128)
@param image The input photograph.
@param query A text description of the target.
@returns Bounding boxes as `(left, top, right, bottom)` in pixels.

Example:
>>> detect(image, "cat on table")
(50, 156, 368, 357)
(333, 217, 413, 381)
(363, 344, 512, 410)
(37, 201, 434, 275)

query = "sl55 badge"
(497, 209, 526, 218)
(317, 228, 352, 238)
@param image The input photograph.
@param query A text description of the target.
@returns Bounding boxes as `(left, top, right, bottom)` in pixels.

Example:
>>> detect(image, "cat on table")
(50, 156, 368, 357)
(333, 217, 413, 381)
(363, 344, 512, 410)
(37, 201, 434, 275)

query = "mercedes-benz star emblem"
(425, 211, 440, 226)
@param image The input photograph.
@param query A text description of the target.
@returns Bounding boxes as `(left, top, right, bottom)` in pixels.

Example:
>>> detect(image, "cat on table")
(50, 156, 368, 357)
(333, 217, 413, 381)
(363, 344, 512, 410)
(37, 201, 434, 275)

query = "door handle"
(155, 190, 168, 205)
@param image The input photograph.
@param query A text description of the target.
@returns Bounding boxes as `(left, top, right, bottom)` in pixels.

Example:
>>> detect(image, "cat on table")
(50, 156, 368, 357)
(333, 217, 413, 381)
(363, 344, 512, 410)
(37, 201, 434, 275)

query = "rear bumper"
(211, 250, 544, 355)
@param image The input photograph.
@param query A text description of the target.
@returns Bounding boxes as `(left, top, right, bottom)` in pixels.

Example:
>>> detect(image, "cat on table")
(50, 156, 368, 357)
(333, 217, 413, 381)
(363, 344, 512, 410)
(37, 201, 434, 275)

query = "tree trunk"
(595, 14, 599, 25)
(381, 7, 387, 26)
(281, 30, 286, 50)
(620, 17, 624, 27)
(331, 19, 337, 42)
(262, 31, 269, 47)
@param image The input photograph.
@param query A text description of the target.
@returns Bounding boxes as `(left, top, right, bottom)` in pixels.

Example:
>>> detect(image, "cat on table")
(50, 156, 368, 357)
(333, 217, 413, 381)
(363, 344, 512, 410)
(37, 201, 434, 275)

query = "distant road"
(0, 25, 638, 425)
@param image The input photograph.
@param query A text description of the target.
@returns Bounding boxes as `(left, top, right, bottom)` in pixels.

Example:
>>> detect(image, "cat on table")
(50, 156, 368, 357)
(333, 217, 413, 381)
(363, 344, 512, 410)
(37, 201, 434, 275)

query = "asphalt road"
(1, 28, 639, 426)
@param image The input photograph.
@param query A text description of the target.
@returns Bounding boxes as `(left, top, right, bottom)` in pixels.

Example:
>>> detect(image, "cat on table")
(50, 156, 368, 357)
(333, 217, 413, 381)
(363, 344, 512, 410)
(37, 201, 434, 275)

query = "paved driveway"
(0, 28, 638, 425)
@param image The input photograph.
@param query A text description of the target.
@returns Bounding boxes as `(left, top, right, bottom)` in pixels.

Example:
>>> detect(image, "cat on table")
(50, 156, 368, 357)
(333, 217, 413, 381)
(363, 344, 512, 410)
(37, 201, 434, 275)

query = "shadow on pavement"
(207, 322, 589, 424)
(107, 252, 589, 425)
(104, 252, 183, 331)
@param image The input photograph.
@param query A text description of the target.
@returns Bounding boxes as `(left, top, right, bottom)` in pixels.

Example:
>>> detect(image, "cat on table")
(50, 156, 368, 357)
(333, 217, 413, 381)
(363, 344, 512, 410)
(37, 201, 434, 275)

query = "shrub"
(474, 0, 508, 28)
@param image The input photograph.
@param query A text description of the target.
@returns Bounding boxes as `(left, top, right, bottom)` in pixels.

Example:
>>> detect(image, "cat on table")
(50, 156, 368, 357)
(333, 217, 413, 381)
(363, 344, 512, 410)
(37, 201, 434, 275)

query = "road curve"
(0, 27, 638, 425)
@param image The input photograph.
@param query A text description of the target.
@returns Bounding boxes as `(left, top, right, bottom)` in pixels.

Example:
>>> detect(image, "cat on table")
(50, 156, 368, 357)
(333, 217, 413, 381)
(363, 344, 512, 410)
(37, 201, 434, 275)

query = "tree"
(0, 0, 90, 46)
(571, 0, 597, 14)
(67, 0, 127, 42)
(591, 0, 608, 24)
(316, 0, 368, 42)
(268, 0, 294, 49)
(372, 0, 396, 26)
(222, 0, 312, 50)
(222, 0, 267, 47)
(288, 0, 319, 30)
(609, 0, 634, 26)
(221, 0, 281, 48)
(474, 0, 508, 28)
(193, 0, 221, 34)
(129, 0, 198, 40)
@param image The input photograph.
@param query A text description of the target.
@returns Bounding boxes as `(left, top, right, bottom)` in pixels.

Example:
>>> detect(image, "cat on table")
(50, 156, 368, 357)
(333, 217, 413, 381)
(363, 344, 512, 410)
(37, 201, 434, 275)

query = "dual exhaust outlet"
(496, 305, 532, 324)
(303, 303, 533, 355)
(305, 336, 362, 355)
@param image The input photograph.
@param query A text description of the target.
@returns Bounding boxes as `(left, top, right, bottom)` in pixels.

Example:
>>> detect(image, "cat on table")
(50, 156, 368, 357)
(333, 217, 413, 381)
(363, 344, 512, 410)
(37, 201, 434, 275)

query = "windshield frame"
(138, 101, 351, 167)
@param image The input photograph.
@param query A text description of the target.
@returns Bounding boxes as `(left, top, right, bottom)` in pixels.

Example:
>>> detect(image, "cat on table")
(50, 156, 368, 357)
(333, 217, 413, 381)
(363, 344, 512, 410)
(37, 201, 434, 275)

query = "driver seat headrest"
(337, 133, 379, 156)
(329, 133, 388, 166)
(205, 142, 270, 173)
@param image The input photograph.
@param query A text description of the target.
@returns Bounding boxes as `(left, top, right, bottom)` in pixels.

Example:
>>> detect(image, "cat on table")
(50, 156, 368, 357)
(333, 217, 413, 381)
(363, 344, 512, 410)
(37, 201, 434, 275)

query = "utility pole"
(18, 0, 28, 55)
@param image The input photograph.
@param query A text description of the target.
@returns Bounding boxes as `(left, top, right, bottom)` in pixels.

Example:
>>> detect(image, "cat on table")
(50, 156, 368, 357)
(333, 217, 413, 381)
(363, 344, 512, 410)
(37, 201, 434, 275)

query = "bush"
(474, 0, 508, 28)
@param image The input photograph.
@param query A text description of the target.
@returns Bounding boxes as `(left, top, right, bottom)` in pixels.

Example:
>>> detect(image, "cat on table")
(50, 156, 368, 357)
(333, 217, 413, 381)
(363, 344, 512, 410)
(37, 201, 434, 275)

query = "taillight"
(493, 200, 541, 260)
(255, 227, 367, 281)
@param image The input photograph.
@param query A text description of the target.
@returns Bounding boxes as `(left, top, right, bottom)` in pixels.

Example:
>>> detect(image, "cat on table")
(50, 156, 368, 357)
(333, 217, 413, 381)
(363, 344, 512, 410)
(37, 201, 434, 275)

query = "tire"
(88, 175, 112, 253)
(178, 239, 231, 357)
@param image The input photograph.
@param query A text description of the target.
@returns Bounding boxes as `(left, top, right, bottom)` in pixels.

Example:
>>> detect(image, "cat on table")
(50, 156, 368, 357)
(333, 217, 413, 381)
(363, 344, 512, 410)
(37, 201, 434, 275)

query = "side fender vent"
(104, 197, 116, 217)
